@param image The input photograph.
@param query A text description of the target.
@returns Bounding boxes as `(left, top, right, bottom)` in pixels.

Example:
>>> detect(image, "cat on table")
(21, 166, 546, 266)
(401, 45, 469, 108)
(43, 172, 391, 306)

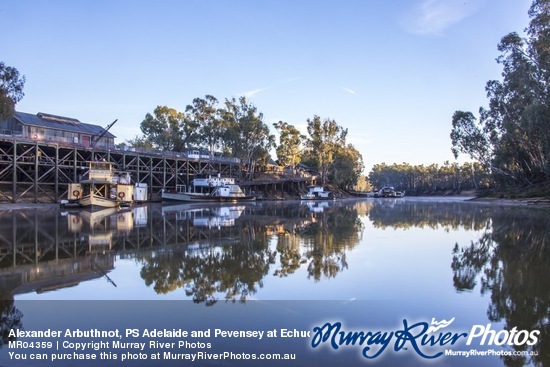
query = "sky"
(1, 0, 531, 172)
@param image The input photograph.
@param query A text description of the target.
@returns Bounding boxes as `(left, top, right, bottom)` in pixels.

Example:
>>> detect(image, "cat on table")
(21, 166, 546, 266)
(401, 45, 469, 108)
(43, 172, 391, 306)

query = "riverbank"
(467, 197, 550, 207)
(0, 203, 60, 211)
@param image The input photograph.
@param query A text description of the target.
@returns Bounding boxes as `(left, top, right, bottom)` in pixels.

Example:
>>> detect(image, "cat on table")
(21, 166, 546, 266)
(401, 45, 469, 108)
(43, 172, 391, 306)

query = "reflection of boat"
(161, 174, 255, 203)
(193, 206, 245, 227)
(67, 206, 147, 233)
(63, 161, 147, 209)
(373, 186, 405, 198)
(301, 186, 334, 200)
(65, 206, 147, 253)
(161, 203, 246, 227)
(302, 200, 330, 213)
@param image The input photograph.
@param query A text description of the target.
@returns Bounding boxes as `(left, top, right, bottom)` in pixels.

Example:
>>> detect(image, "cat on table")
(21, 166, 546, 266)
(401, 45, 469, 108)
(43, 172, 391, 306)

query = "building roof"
(14, 111, 116, 138)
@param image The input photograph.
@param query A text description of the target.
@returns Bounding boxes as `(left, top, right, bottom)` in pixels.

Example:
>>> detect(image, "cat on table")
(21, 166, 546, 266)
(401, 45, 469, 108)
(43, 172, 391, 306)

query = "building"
(0, 111, 116, 148)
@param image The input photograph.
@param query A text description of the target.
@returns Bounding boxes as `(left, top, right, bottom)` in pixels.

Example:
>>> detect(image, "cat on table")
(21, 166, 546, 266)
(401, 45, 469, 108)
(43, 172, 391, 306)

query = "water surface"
(0, 198, 548, 366)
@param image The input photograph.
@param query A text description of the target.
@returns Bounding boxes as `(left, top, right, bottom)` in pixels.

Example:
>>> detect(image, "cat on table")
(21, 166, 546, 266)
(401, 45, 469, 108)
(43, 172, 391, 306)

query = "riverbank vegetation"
(130, 96, 364, 191)
(368, 162, 491, 196)
(450, 0, 549, 197)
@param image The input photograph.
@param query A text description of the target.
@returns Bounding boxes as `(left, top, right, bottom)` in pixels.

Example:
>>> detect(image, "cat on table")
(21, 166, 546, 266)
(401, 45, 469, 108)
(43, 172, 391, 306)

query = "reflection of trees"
(139, 202, 365, 302)
(273, 233, 303, 278)
(0, 293, 23, 348)
(451, 233, 493, 291)
(274, 205, 364, 281)
(139, 224, 274, 306)
(369, 201, 491, 231)
(452, 208, 550, 366)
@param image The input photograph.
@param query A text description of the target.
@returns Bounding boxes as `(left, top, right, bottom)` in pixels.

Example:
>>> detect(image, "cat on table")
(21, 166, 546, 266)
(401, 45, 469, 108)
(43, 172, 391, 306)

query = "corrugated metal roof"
(14, 111, 116, 138)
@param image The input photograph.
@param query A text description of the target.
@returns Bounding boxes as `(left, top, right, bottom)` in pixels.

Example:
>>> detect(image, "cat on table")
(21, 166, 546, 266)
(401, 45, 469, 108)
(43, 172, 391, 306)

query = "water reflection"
(0, 199, 548, 365)
(451, 207, 550, 366)
(296, 201, 363, 281)
(140, 203, 271, 305)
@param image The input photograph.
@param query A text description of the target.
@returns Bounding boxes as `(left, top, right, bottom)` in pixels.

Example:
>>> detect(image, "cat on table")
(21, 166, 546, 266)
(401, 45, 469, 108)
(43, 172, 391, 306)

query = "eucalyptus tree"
(222, 96, 275, 179)
(273, 120, 305, 171)
(125, 135, 154, 149)
(185, 95, 224, 155)
(0, 61, 26, 119)
(140, 106, 197, 151)
(450, 0, 550, 186)
(368, 162, 490, 193)
(304, 115, 348, 184)
(330, 144, 364, 190)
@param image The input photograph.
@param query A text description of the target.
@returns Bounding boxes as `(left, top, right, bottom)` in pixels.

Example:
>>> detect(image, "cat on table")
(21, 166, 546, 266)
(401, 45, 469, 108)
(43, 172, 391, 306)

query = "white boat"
(300, 185, 334, 200)
(373, 186, 405, 198)
(63, 161, 140, 209)
(161, 174, 256, 203)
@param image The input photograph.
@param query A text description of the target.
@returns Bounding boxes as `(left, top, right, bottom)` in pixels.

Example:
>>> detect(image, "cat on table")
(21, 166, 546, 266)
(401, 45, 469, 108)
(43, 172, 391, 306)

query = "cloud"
(241, 77, 302, 98)
(402, 0, 483, 36)
(243, 87, 270, 98)
(340, 87, 357, 95)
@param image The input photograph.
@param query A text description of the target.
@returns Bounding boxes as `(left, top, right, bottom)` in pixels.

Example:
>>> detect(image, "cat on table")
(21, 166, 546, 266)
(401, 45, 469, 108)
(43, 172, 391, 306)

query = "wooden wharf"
(0, 137, 316, 203)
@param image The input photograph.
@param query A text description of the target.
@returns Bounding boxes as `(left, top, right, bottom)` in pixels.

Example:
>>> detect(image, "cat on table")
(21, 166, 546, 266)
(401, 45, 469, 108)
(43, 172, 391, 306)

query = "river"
(0, 197, 548, 366)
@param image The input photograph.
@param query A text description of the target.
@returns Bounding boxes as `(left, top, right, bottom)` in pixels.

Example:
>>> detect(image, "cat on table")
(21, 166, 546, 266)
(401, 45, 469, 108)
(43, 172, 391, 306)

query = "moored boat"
(162, 174, 255, 203)
(373, 186, 405, 198)
(63, 161, 141, 209)
(300, 185, 335, 200)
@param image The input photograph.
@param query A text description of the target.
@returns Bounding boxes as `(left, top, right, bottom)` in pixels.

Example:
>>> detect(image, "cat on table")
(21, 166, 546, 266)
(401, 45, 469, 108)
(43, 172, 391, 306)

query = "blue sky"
(1, 0, 531, 172)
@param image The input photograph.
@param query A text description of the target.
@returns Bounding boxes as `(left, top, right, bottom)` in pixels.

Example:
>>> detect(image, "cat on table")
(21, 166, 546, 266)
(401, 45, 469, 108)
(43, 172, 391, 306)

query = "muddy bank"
(0, 203, 59, 211)
(467, 197, 550, 207)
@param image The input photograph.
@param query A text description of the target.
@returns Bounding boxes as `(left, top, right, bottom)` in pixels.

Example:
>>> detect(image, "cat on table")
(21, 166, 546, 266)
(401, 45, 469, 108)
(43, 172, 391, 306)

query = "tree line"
(450, 0, 549, 191)
(129, 95, 364, 188)
(368, 162, 491, 195)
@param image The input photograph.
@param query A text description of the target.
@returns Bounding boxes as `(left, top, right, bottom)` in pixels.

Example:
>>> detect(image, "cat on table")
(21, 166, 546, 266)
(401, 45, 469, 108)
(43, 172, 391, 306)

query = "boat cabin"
(87, 161, 115, 182)
(302, 186, 332, 199)
(192, 174, 236, 187)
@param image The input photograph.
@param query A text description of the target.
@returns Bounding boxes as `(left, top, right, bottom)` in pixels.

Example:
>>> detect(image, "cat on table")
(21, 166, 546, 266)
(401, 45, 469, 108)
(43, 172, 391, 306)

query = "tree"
(222, 97, 275, 179)
(367, 161, 490, 194)
(450, 0, 550, 186)
(304, 115, 348, 184)
(0, 62, 26, 119)
(125, 135, 154, 149)
(450, 111, 491, 165)
(185, 95, 223, 155)
(273, 120, 305, 171)
(330, 144, 364, 190)
(140, 106, 196, 151)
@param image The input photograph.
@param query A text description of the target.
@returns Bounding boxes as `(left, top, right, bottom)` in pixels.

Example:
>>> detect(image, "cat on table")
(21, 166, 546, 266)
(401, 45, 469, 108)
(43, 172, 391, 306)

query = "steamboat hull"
(161, 191, 256, 203)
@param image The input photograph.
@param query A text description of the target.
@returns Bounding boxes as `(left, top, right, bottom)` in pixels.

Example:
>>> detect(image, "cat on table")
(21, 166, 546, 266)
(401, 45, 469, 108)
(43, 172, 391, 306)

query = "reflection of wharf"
(0, 204, 252, 296)
(0, 254, 115, 295)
